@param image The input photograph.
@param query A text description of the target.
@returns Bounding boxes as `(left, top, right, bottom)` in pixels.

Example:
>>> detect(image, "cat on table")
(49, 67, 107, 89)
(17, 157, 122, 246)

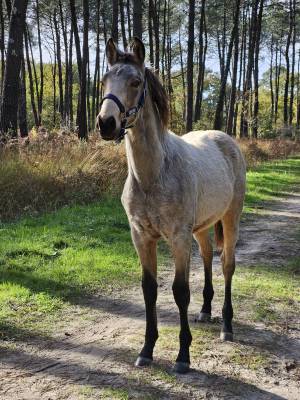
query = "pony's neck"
(125, 93, 165, 191)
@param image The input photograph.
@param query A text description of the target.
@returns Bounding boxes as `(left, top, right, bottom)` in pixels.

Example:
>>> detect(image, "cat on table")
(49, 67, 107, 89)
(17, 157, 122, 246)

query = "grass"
(0, 157, 299, 340)
(0, 197, 138, 338)
(245, 157, 300, 211)
(1, 134, 299, 221)
(233, 257, 300, 323)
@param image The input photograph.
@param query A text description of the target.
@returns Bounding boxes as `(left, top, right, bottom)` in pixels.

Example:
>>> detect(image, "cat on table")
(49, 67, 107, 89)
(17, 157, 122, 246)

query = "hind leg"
(220, 210, 241, 341)
(194, 230, 214, 322)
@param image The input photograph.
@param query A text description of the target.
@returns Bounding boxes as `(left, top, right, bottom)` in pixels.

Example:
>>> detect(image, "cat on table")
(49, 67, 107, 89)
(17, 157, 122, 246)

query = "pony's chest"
(122, 186, 174, 237)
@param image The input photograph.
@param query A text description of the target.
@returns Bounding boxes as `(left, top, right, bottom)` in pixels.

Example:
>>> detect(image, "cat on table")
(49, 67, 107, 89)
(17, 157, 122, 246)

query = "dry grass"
(0, 130, 299, 221)
(239, 138, 300, 166)
(0, 130, 127, 221)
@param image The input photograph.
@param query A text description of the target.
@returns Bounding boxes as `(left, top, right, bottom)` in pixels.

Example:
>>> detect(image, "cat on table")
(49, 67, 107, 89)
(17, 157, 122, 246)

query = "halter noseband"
(99, 78, 147, 144)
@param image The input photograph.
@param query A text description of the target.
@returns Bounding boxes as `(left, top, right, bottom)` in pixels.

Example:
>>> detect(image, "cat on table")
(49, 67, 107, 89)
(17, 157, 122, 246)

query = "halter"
(99, 78, 147, 144)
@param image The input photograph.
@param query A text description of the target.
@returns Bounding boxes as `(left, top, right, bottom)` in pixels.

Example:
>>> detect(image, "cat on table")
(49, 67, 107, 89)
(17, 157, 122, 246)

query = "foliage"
(0, 156, 299, 340)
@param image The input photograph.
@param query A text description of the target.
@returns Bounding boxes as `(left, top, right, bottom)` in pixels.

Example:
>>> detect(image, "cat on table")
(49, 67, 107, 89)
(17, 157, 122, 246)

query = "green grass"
(0, 157, 299, 339)
(245, 157, 300, 211)
(233, 258, 300, 323)
(0, 197, 139, 338)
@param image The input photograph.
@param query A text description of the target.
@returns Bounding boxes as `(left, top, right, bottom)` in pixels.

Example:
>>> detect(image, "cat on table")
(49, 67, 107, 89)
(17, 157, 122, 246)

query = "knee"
(172, 280, 190, 307)
(142, 271, 158, 300)
(203, 284, 214, 300)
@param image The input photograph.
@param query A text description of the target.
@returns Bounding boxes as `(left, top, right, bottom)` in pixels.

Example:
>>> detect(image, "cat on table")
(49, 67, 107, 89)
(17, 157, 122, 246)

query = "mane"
(145, 68, 170, 128)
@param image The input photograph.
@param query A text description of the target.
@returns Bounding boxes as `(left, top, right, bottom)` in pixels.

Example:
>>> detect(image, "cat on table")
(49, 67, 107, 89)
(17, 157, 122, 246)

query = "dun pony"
(96, 38, 246, 374)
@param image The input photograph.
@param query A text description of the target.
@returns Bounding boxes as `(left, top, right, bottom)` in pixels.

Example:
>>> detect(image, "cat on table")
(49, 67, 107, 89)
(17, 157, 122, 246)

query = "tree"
(214, 0, 241, 131)
(133, 0, 143, 39)
(0, 0, 29, 137)
(78, 0, 89, 139)
(186, 0, 195, 132)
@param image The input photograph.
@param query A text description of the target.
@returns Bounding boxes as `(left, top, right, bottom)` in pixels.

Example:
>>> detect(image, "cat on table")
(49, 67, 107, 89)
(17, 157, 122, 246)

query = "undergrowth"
(0, 130, 299, 221)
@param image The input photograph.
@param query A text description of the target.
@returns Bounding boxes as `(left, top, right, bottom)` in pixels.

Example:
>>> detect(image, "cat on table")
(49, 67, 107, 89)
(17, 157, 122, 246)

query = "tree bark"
(289, 0, 296, 126)
(214, 0, 241, 131)
(240, 0, 259, 138)
(112, 0, 118, 43)
(18, 47, 28, 137)
(283, 0, 292, 126)
(133, 0, 143, 39)
(119, 0, 128, 49)
(252, 0, 264, 138)
(0, 0, 29, 136)
(78, 0, 89, 139)
(24, 29, 39, 128)
(186, 0, 195, 132)
(194, 0, 206, 122)
(226, 4, 240, 136)
(36, 0, 43, 125)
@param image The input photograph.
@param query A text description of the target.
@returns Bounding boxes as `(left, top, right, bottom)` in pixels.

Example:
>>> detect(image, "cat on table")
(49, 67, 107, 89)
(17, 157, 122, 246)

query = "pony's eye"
(131, 79, 141, 88)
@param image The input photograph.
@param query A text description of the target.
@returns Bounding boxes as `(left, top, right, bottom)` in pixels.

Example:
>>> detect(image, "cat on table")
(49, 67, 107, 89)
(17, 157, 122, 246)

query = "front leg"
(131, 227, 158, 367)
(171, 234, 193, 373)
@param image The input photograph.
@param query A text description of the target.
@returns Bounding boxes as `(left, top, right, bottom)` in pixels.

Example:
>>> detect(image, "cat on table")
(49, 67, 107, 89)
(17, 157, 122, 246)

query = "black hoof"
(135, 356, 153, 367)
(196, 312, 211, 323)
(220, 331, 233, 341)
(173, 361, 190, 374)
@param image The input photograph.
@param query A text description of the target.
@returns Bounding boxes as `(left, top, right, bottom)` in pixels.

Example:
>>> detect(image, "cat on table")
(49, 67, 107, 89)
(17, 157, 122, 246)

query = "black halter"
(99, 79, 147, 143)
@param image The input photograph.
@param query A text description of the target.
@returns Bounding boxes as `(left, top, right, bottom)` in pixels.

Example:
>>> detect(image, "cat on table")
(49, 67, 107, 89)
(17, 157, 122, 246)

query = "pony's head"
(96, 38, 146, 141)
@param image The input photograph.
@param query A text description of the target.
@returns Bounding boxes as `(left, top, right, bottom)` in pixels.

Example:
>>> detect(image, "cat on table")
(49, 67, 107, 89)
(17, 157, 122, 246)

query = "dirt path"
(1, 193, 300, 400)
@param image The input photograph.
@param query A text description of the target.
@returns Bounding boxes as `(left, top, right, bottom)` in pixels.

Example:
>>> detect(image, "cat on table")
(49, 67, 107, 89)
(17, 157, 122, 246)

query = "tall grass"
(0, 130, 299, 221)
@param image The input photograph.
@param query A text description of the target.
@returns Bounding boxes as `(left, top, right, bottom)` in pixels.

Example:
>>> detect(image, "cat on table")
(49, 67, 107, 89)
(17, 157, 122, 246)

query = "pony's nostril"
(98, 116, 116, 138)
(106, 116, 116, 131)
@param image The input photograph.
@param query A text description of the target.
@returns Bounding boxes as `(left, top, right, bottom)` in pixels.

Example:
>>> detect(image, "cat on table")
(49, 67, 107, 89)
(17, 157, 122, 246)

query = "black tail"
(214, 221, 224, 251)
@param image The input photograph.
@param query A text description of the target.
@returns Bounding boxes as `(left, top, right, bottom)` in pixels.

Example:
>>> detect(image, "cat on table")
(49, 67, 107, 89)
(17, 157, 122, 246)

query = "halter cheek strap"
(99, 79, 147, 144)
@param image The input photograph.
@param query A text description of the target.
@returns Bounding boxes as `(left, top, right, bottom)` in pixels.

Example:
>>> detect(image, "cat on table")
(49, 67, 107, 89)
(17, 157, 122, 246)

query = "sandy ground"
(0, 192, 300, 400)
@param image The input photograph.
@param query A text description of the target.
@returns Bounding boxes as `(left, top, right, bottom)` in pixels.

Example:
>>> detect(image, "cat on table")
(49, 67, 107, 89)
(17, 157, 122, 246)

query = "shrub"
(0, 130, 299, 221)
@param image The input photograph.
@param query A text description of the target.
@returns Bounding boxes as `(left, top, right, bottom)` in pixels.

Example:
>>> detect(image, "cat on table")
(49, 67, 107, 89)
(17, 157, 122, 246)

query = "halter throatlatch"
(99, 79, 147, 144)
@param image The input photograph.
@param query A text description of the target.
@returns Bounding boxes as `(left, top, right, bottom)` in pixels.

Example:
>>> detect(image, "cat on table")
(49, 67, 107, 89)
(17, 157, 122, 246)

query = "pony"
(96, 38, 246, 374)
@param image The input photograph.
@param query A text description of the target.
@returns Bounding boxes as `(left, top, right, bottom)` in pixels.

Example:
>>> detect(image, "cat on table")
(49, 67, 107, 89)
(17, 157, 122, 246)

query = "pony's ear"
(106, 38, 121, 67)
(130, 37, 145, 65)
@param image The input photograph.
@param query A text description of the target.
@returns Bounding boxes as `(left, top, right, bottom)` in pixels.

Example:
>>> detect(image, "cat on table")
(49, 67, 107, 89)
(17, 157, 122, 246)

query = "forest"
(0, 0, 300, 140)
(1, 2, 300, 399)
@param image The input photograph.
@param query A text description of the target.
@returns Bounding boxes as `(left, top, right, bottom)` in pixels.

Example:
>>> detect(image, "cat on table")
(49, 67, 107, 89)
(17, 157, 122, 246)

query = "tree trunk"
(296, 49, 300, 128)
(92, 0, 101, 124)
(269, 35, 274, 121)
(186, 0, 195, 132)
(0, 0, 29, 136)
(24, 29, 39, 128)
(214, 0, 241, 131)
(68, 28, 74, 127)
(112, 0, 118, 43)
(59, 0, 69, 125)
(149, 0, 159, 74)
(240, 0, 259, 138)
(119, 0, 127, 49)
(133, 0, 143, 39)
(252, 0, 264, 138)
(18, 48, 28, 137)
(36, 0, 43, 125)
(194, 0, 206, 122)
(53, 9, 64, 120)
(283, 0, 292, 126)
(0, 1, 5, 88)
(78, 0, 89, 139)
(274, 38, 282, 124)
(126, 0, 132, 41)
(69, 0, 82, 77)
(178, 27, 186, 120)
(226, 4, 240, 136)
(289, 0, 296, 126)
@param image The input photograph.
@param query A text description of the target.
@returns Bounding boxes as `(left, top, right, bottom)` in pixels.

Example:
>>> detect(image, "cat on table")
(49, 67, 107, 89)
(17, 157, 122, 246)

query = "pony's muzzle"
(97, 115, 117, 140)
